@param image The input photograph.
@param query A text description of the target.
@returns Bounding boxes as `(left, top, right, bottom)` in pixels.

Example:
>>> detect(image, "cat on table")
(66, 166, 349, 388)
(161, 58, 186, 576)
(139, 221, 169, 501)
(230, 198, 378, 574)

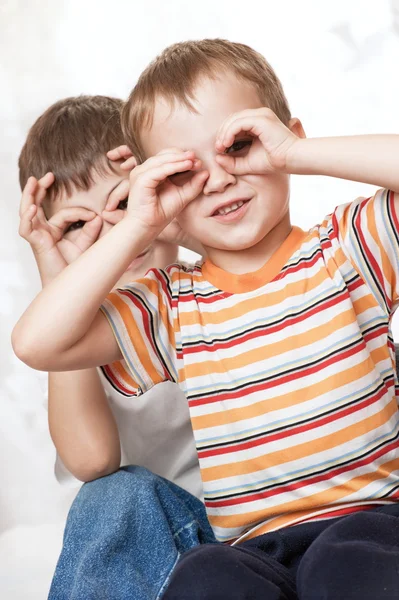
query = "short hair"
(18, 95, 124, 201)
(122, 38, 291, 163)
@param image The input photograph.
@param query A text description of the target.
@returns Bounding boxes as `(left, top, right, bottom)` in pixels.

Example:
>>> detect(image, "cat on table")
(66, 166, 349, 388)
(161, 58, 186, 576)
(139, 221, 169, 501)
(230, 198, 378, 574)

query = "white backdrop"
(2, 0, 399, 597)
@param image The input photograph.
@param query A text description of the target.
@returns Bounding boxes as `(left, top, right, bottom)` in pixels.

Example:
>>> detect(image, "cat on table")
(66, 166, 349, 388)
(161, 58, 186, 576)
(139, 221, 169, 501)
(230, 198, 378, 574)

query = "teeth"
(217, 200, 244, 216)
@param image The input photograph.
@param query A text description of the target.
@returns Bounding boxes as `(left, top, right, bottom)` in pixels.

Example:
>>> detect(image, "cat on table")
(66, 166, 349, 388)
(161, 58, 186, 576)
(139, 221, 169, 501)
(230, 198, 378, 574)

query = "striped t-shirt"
(101, 189, 399, 543)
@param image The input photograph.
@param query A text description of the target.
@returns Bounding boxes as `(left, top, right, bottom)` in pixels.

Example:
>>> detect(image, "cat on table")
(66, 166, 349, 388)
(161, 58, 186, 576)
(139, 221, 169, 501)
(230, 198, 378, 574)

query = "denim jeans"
(48, 466, 216, 600)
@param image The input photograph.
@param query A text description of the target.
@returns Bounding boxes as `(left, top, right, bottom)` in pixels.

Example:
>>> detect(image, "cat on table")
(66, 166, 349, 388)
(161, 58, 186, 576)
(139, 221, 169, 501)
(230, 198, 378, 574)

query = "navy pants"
(163, 504, 399, 599)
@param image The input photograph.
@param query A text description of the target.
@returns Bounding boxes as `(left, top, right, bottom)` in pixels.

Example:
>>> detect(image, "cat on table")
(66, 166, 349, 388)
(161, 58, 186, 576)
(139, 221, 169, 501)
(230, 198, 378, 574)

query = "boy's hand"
(107, 145, 137, 172)
(125, 149, 209, 235)
(103, 157, 206, 256)
(215, 108, 299, 175)
(19, 174, 102, 281)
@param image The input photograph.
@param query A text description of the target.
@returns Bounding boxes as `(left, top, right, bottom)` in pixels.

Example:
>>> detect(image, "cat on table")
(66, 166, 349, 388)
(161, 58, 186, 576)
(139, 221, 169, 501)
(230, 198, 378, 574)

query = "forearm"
(13, 217, 154, 361)
(289, 135, 399, 193)
(48, 369, 121, 482)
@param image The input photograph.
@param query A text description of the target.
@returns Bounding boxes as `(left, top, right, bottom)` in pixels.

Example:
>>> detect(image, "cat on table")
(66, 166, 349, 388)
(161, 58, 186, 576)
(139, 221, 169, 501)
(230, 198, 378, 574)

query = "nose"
(202, 160, 236, 195)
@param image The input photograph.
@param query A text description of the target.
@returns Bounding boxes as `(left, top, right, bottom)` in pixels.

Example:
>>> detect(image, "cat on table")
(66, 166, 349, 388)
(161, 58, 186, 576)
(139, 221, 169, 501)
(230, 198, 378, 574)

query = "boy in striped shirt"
(14, 39, 399, 599)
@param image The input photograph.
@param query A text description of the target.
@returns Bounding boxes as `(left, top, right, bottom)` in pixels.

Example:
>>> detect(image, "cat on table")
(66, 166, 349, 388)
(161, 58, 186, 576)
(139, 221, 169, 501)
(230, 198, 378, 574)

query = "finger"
(104, 179, 130, 211)
(217, 111, 278, 153)
(215, 117, 257, 153)
(34, 204, 51, 228)
(107, 145, 134, 160)
(156, 147, 186, 156)
(120, 156, 138, 171)
(134, 151, 197, 175)
(35, 172, 55, 207)
(216, 108, 270, 151)
(19, 176, 37, 217)
(139, 159, 198, 189)
(18, 205, 37, 239)
(74, 215, 102, 252)
(101, 209, 126, 225)
(177, 169, 209, 205)
(215, 153, 248, 176)
(48, 207, 96, 232)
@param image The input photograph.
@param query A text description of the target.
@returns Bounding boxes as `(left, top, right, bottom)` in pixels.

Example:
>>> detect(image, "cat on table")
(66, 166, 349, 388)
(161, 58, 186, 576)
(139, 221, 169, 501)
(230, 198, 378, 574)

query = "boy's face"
(142, 73, 291, 266)
(47, 164, 178, 287)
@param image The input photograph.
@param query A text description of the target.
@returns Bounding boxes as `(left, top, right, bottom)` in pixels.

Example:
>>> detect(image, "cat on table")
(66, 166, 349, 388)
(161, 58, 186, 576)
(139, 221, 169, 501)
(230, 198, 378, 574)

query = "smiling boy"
(13, 40, 399, 599)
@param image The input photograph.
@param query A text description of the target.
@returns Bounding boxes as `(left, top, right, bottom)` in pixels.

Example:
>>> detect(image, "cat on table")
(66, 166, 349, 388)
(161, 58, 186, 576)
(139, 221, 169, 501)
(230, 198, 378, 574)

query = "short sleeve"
(100, 267, 178, 395)
(333, 189, 399, 316)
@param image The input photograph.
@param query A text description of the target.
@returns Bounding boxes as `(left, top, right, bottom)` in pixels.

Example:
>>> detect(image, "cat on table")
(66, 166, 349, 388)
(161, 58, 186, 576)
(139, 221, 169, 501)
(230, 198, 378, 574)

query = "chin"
(216, 230, 268, 252)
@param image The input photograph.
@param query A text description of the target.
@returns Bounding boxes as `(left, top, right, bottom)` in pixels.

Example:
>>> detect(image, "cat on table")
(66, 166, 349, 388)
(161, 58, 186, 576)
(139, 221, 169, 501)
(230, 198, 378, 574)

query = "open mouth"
(211, 199, 251, 220)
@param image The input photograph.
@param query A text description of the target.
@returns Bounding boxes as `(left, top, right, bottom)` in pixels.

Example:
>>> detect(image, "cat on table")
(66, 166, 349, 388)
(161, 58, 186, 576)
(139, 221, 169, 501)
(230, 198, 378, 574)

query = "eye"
(117, 198, 128, 210)
(225, 139, 252, 154)
(64, 220, 85, 235)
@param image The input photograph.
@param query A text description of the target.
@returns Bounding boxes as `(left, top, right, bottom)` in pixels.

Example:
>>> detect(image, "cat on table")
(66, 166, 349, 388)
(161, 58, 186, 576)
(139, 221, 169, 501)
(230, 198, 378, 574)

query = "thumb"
(215, 154, 248, 176)
(179, 170, 209, 206)
(74, 215, 102, 252)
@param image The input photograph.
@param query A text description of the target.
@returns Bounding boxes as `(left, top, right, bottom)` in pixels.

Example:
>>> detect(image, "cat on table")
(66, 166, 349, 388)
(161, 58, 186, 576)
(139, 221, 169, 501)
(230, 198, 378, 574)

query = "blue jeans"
(48, 466, 216, 600)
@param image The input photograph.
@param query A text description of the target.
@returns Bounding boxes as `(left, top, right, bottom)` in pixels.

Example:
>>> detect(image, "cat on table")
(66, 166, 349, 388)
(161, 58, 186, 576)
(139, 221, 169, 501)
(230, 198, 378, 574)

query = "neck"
(205, 213, 292, 274)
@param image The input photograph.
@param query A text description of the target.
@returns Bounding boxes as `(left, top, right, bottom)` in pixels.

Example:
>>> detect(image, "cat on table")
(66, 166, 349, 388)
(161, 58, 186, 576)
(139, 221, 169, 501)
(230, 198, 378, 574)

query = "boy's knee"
(77, 465, 159, 505)
(298, 512, 399, 598)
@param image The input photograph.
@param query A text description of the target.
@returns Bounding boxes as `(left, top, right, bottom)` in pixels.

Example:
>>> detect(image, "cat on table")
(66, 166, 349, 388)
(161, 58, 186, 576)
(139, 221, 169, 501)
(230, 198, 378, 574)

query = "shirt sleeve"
(100, 267, 178, 395)
(333, 188, 399, 316)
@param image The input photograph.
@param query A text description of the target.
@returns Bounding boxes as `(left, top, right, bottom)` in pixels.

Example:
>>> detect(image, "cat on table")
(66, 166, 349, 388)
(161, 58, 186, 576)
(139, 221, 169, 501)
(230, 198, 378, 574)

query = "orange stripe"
(209, 456, 399, 531)
(182, 306, 365, 380)
(191, 356, 378, 430)
(109, 293, 162, 384)
(368, 196, 397, 303)
(201, 398, 398, 483)
(178, 265, 332, 328)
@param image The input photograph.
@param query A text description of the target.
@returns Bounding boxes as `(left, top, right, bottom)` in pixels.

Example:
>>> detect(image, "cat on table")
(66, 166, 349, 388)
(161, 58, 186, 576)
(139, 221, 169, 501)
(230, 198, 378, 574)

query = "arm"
(17, 175, 121, 481)
(288, 135, 399, 194)
(12, 150, 208, 372)
(48, 369, 121, 481)
(12, 213, 153, 371)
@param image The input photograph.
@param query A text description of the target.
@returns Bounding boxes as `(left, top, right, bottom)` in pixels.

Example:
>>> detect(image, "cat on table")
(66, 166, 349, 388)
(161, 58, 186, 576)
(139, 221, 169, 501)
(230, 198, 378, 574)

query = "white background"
(1, 0, 399, 597)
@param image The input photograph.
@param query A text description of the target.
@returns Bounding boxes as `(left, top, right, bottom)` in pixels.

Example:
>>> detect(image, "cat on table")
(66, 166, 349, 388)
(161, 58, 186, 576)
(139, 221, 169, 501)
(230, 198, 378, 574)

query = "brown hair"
(18, 95, 124, 201)
(122, 38, 291, 163)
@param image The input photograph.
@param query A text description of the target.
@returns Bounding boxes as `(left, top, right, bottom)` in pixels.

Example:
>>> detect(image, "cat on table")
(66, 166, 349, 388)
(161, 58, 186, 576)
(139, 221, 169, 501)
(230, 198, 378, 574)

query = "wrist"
(33, 248, 68, 287)
(285, 137, 307, 174)
(123, 213, 162, 246)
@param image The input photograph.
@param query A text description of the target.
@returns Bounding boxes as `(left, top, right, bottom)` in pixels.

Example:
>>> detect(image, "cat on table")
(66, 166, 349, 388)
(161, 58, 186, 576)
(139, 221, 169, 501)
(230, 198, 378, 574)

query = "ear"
(288, 118, 306, 139)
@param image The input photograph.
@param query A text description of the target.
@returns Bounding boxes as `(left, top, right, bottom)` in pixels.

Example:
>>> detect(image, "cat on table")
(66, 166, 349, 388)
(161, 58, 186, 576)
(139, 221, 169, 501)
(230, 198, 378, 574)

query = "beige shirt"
(55, 373, 203, 501)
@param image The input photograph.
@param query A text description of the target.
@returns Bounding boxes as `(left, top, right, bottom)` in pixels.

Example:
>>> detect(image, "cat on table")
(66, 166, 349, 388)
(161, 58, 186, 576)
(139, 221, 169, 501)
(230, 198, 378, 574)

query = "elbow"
(71, 451, 121, 483)
(12, 321, 64, 371)
(11, 325, 44, 370)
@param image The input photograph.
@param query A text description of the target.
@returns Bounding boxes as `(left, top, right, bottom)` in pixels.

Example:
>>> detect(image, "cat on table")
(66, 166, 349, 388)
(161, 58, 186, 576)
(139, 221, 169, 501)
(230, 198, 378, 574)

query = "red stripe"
(189, 340, 367, 407)
(102, 365, 137, 396)
(181, 290, 349, 358)
(276, 249, 322, 280)
(354, 197, 390, 310)
(197, 385, 389, 459)
(388, 190, 399, 236)
(119, 289, 170, 381)
(205, 437, 399, 508)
